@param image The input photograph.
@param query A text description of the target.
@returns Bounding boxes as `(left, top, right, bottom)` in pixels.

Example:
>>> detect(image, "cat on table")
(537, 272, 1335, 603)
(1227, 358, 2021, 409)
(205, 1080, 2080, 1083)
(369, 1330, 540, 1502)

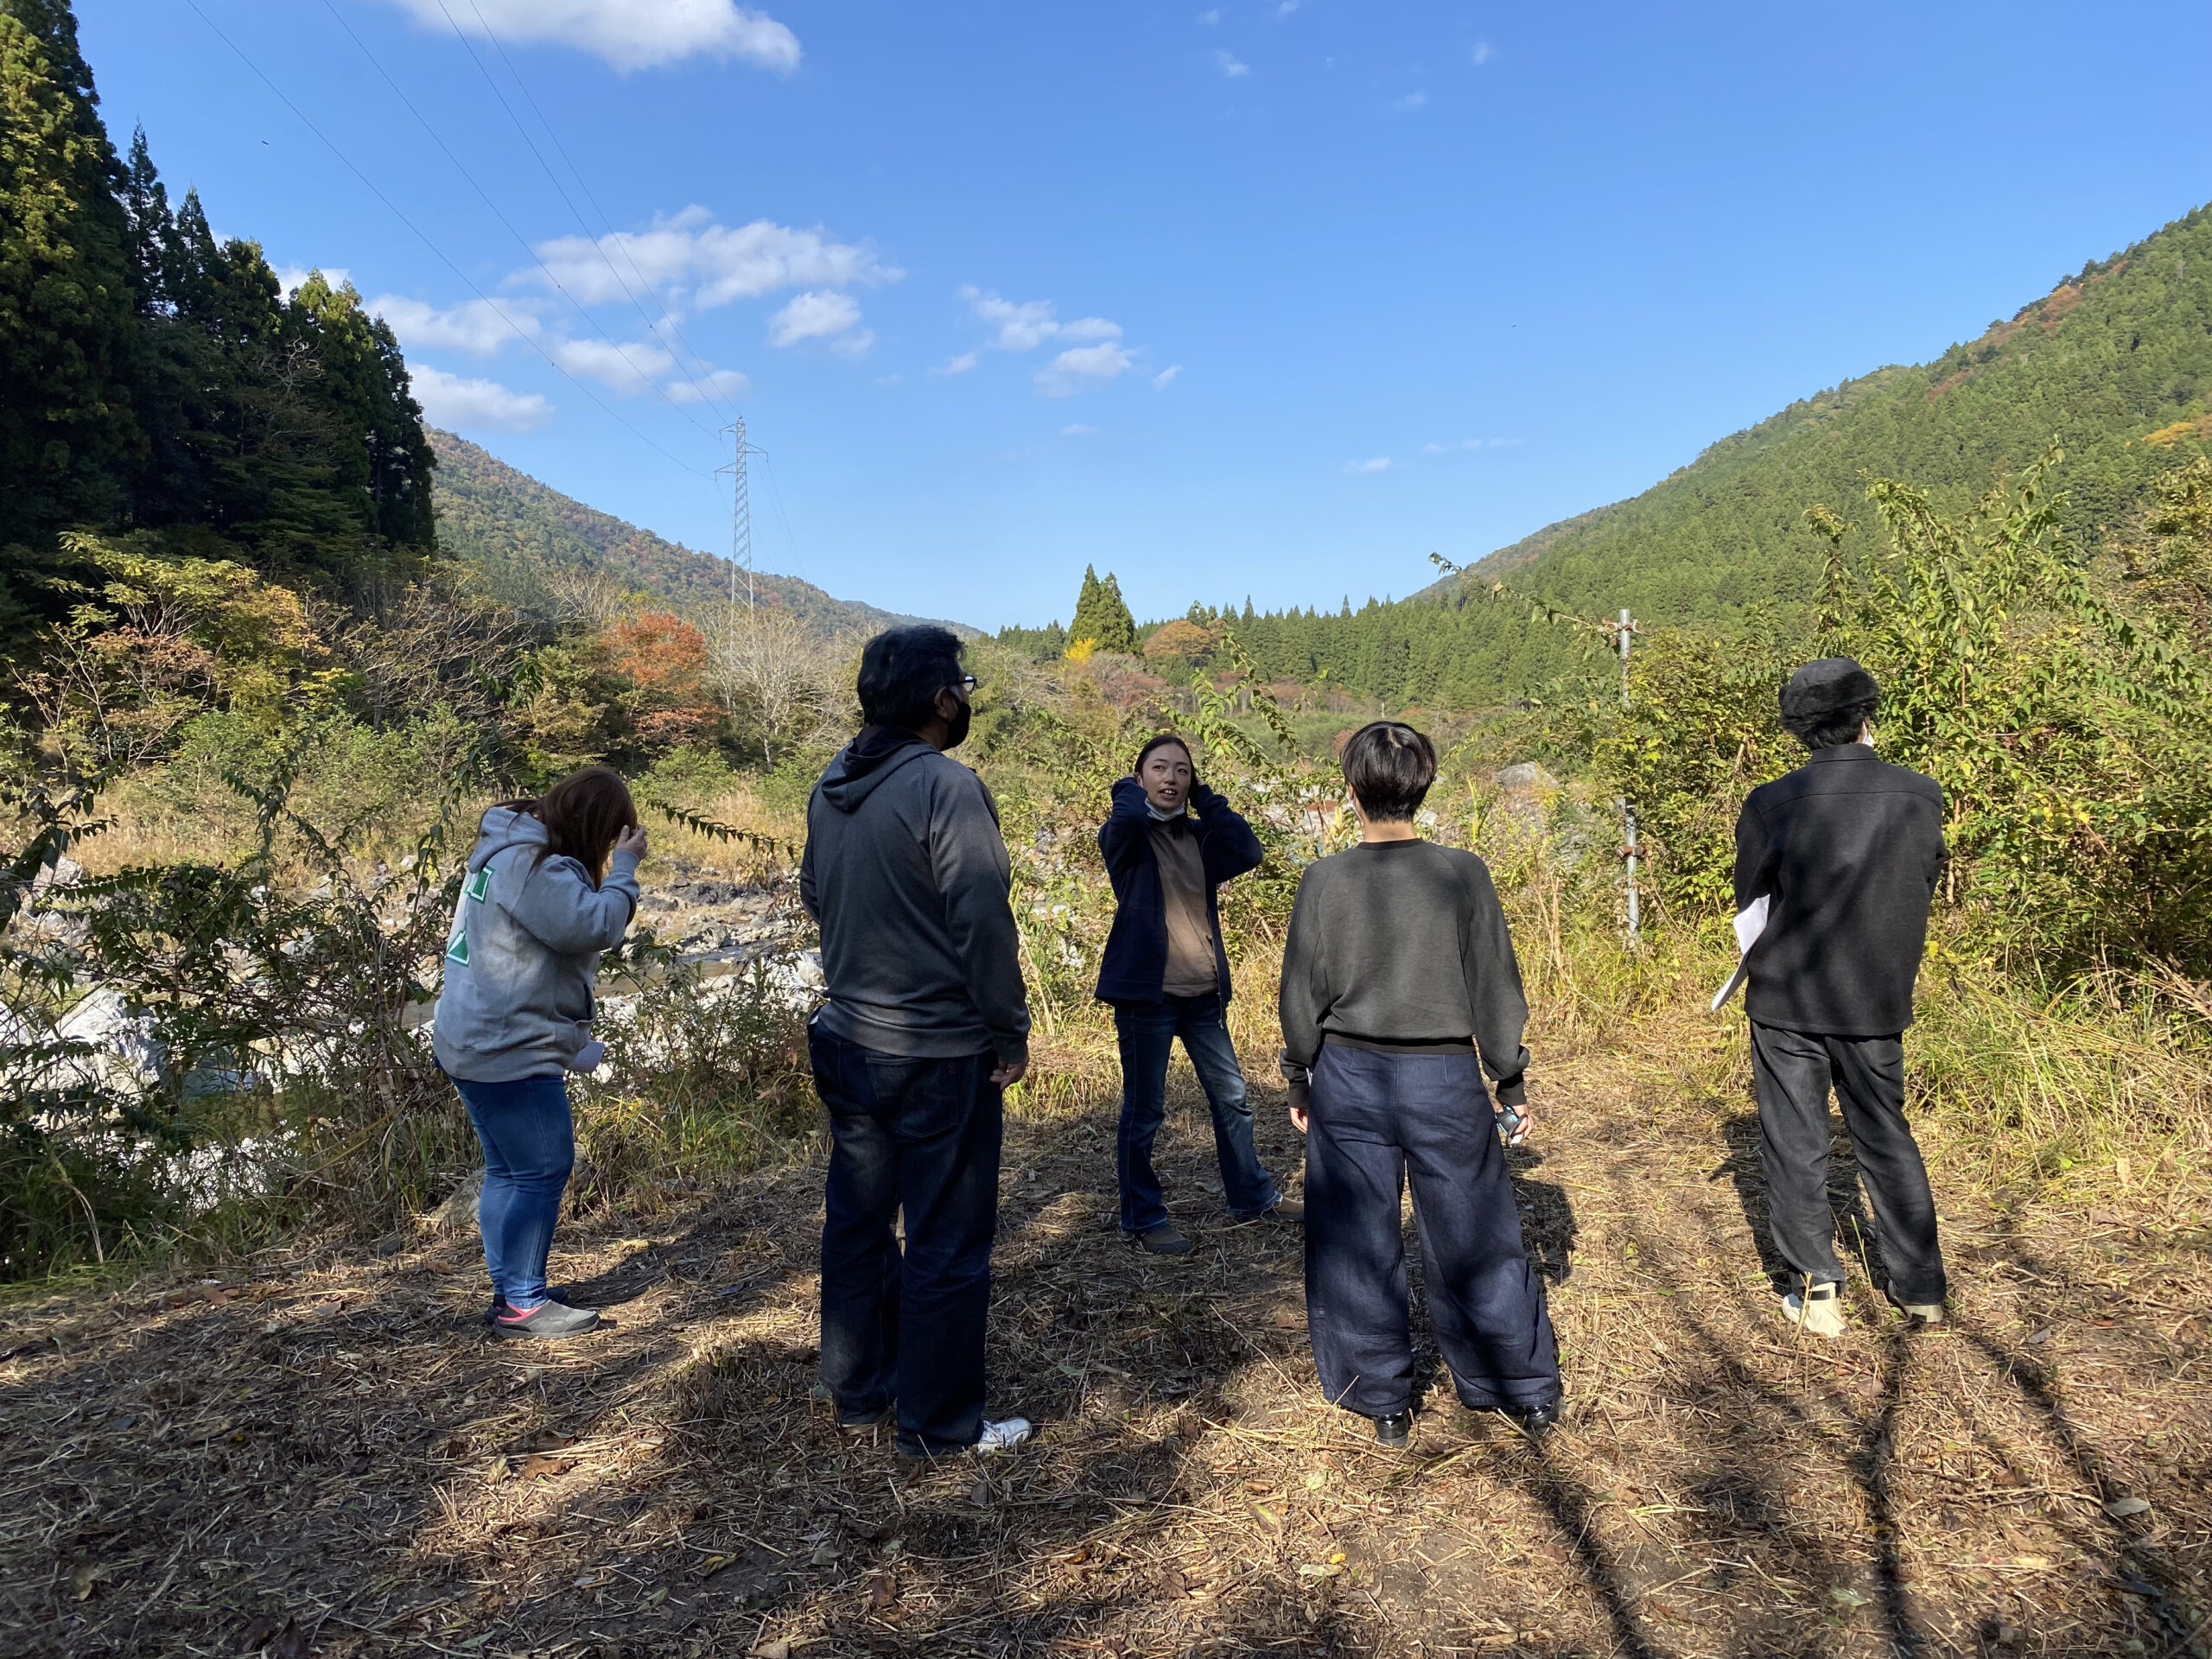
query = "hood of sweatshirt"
(817, 726, 938, 815)
(467, 804, 549, 874)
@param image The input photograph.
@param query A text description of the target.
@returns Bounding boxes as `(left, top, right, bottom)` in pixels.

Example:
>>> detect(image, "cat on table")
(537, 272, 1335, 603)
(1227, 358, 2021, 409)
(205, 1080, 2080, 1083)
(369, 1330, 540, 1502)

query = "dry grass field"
(4, 1017, 2209, 1659)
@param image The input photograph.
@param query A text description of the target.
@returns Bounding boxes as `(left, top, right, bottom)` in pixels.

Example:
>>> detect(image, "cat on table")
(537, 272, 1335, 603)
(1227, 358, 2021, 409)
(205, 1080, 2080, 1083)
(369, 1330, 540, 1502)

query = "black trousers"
(1749, 1022, 1948, 1306)
(810, 1025, 1003, 1456)
(1305, 1041, 1561, 1418)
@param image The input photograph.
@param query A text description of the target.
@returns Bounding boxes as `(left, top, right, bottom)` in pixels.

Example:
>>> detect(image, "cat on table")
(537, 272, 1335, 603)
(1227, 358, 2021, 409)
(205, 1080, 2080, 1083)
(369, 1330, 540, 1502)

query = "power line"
(436, 0, 741, 424)
(180, 0, 714, 481)
(313, 0, 725, 442)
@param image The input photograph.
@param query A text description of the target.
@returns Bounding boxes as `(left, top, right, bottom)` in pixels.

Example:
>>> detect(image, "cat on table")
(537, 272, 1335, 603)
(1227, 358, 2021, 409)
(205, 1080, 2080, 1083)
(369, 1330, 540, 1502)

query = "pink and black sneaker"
(491, 1299, 601, 1340)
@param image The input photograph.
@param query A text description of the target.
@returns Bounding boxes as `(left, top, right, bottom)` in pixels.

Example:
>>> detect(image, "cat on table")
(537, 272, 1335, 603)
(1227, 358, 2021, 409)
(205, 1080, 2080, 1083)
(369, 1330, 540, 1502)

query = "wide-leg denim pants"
(810, 1024, 1003, 1457)
(1304, 1040, 1560, 1418)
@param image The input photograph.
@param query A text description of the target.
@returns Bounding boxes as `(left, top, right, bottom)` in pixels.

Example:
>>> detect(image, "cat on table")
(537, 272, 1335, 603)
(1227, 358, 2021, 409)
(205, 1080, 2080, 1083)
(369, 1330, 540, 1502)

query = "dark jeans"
(1305, 1041, 1560, 1418)
(1749, 1022, 1948, 1306)
(810, 1024, 1003, 1456)
(451, 1073, 574, 1308)
(1112, 994, 1279, 1234)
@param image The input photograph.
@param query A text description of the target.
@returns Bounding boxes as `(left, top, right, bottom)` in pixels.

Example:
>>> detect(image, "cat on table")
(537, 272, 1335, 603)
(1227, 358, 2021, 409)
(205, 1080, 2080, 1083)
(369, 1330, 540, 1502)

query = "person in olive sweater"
(1735, 658, 1949, 1338)
(1279, 721, 1561, 1446)
(1096, 734, 1299, 1255)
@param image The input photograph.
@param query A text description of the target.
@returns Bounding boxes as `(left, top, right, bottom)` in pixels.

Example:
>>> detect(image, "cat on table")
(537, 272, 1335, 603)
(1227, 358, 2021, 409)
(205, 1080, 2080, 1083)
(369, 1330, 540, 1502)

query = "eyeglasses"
(949, 674, 980, 694)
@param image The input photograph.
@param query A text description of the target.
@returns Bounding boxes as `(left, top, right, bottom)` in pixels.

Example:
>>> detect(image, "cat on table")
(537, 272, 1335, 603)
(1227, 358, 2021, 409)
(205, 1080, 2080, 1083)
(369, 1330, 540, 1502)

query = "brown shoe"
(1260, 1200, 1304, 1224)
(1125, 1224, 1192, 1256)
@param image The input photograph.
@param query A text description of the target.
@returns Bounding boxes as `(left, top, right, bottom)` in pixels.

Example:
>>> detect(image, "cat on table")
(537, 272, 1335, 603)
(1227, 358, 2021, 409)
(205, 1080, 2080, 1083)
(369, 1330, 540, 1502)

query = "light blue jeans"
(451, 1074, 574, 1308)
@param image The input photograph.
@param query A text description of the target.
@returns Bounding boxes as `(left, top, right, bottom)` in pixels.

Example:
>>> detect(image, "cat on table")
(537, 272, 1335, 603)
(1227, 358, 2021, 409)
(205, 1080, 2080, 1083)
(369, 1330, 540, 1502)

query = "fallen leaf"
(865, 1571, 897, 1611)
(1248, 1502, 1281, 1532)
(751, 1643, 792, 1659)
(517, 1453, 571, 1479)
(1830, 1587, 1868, 1608)
(1535, 1544, 1570, 1565)
(1296, 1562, 1342, 1579)
(1177, 1414, 1204, 1441)
(1159, 1567, 1189, 1595)
(70, 1560, 100, 1600)
(808, 1541, 841, 1567)
(644, 1586, 668, 1607)
(526, 1428, 580, 1452)
(694, 1554, 732, 1580)
(2106, 1496, 2153, 1518)
(967, 1475, 992, 1508)
(1268, 1306, 1302, 1329)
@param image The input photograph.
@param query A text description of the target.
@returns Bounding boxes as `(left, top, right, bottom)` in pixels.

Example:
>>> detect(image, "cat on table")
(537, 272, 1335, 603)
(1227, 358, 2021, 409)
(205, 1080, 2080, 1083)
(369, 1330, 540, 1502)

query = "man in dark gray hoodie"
(801, 626, 1034, 1459)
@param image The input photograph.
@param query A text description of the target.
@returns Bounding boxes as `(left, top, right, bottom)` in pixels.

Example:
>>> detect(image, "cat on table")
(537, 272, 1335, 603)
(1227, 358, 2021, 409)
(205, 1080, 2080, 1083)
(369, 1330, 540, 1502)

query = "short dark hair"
(856, 626, 965, 731)
(1134, 732, 1192, 772)
(1341, 721, 1436, 822)
(1784, 698, 1878, 751)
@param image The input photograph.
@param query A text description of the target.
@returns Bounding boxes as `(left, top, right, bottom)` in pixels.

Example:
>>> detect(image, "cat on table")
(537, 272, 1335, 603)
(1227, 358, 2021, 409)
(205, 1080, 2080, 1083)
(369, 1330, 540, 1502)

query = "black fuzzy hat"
(1779, 657, 1880, 723)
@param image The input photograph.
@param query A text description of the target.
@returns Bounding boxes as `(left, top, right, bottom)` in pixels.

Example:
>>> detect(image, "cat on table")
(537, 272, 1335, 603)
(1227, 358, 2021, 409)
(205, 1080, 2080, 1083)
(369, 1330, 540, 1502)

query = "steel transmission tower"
(717, 418, 766, 616)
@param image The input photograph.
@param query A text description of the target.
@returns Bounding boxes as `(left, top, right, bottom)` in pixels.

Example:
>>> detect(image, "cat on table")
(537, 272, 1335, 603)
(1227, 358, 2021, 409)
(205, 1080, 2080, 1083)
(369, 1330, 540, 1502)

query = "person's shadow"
(1718, 1111, 1890, 1294)
(1507, 1144, 1580, 1286)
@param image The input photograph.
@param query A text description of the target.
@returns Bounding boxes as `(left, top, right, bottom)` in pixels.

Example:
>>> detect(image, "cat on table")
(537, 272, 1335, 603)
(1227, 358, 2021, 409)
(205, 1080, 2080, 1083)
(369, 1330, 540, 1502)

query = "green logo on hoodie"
(445, 924, 469, 965)
(464, 868, 492, 903)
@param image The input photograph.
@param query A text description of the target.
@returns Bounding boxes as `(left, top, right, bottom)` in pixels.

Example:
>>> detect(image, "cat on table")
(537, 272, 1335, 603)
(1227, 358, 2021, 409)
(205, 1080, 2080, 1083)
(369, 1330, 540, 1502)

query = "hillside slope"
(429, 430, 966, 637)
(1222, 202, 2212, 703)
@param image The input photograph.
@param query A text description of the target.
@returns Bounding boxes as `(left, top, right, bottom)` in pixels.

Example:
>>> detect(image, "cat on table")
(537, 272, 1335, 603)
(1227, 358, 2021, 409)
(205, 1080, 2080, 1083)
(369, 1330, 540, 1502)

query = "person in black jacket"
(1096, 734, 1298, 1255)
(1279, 721, 1560, 1446)
(1735, 658, 1949, 1338)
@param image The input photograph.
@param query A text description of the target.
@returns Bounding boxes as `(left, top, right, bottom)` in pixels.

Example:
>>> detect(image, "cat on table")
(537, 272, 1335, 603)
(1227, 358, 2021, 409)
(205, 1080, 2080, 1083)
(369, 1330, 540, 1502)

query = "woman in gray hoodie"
(433, 766, 645, 1339)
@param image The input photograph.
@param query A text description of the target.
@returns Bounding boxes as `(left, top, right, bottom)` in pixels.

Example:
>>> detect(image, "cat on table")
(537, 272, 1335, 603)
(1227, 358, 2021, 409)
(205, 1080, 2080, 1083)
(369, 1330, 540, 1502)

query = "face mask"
(942, 696, 973, 750)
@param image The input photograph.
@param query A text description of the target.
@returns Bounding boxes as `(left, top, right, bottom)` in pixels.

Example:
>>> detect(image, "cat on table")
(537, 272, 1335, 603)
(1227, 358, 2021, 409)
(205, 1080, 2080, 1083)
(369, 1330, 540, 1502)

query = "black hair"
(1134, 732, 1192, 773)
(1783, 697, 1878, 751)
(856, 625, 966, 732)
(1341, 721, 1436, 822)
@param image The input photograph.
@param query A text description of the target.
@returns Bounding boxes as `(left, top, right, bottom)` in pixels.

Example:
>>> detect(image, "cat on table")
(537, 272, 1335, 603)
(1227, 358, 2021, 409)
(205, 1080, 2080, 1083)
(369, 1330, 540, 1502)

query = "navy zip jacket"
(1733, 743, 1947, 1037)
(1094, 776, 1263, 1004)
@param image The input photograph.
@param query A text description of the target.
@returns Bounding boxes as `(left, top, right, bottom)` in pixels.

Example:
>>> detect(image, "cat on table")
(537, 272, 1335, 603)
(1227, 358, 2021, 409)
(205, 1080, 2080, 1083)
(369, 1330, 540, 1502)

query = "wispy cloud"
(1343, 456, 1392, 474)
(1059, 423, 1099, 437)
(372, 0, 799, 74)
(766, 289, 874, 357)
(1421, 437, 1520, 454)
(1215, 48, 1250, 77)
(933, 351, 981, 376)
(410, 365, 552, 432)
(1275, 0, 1299, 15)
(371, 294, 541, 356)
(549, 337, 677, 396)
(958, 288, 1123, 353)
(667, 368, 750, 404)
(527, 207, 897, 315)
(1037, 341, 1135, 397)
(1471, 40, 1496, 66)
(1394, 90, 1428, 111)
(1153, 365, 1184, 391)
(1195, 6, 1220, 21)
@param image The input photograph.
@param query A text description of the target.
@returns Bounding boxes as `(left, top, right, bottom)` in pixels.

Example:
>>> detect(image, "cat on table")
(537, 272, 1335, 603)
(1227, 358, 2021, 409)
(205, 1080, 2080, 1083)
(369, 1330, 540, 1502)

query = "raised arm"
(510, 849, 642, 956)
(1192, 780, 1264, 884)
(1096, 774, 1154, 881)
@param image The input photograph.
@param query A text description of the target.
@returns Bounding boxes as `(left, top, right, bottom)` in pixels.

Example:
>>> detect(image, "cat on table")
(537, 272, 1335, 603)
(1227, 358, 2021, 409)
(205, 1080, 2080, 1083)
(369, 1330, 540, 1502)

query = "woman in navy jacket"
(1096, 734, 1300, 1255)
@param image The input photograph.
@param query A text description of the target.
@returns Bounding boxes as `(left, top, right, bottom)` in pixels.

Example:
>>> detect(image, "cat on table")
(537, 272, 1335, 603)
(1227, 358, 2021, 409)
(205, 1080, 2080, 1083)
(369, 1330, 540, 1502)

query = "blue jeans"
(452, 1074, 574, 1309)
(1112, 994, 1278, 1235)
(1305, 1041, 1560, 1417)
(810, 1025, 1003, 1457)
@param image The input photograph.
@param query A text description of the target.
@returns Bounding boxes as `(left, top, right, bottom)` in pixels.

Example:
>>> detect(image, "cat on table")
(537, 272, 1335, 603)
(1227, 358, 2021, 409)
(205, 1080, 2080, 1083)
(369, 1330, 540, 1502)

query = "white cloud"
(1421, 437, 1520, 454)
(1036, 341, 1135, 397)
(549, 336, 677, 395)
(958, 286, 1124, 354)
(1153, 365, 1184, 390)
(1471, 40, 1496, 65)
(1196, 7, 1220, 21)
(933, 351, 981, 376)
(667, 367, 750, 403)
(410, 365, 552, 431)
(373, 0, 799, 74)
(1343, 456, 1392, 474)
(1394, 90, 1428, 111)
(1059, 423, 1099, 437)
(1216, 48, 1250, 76)
(767, 289, 870, 354)
(1276, 0, 1299, 14)
(528, 207, 896, 313)
(371, 294, 541, 356)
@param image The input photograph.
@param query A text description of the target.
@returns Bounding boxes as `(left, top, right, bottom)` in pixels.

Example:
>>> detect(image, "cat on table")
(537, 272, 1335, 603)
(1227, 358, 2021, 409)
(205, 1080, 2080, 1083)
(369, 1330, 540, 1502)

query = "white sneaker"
(1779, 1282, 1847, 1338)
(976, 1416, 1034, 1455)
(1894, 1299, 1947, 1325)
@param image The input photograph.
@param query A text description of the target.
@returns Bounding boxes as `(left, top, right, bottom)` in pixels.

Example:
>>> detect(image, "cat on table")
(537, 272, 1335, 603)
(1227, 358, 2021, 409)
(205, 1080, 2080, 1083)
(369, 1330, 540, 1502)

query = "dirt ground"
(3, 1048, 2209, 1659)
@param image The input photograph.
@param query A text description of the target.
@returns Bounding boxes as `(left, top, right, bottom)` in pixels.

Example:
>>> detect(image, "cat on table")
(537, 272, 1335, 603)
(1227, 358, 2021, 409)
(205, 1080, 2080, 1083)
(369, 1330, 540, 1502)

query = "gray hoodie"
(801, 728, 1030, 1065)
(432, 806, 642, 1082)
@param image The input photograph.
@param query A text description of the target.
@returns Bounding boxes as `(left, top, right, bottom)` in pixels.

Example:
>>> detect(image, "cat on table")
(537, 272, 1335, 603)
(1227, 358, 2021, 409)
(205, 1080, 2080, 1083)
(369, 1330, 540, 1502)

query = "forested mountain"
(1172, 204, 2212, 705)
(431, 430, 964, 639)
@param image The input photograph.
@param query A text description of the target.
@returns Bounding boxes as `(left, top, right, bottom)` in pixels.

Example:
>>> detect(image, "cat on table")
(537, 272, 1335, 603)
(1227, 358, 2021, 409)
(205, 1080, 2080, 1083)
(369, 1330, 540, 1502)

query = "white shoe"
(1779, 1282, 1847, 1338)
(1894, 1299, 1947, 1325)
(976, 1416, 1034, 1455)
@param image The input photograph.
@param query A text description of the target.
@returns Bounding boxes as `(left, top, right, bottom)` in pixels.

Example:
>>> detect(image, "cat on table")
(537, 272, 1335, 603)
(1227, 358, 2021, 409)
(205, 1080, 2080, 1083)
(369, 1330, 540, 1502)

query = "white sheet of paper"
(1712, 894, 1770, 1012)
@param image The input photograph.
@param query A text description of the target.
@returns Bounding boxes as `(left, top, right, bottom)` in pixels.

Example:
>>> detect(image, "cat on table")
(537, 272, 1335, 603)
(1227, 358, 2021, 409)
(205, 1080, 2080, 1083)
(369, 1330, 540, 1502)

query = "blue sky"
(83, 2, 2212, 631)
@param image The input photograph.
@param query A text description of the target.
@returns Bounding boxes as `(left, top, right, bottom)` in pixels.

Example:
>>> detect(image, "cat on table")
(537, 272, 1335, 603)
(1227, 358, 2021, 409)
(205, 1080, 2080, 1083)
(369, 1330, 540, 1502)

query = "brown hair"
(497, 766, 638, 886)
